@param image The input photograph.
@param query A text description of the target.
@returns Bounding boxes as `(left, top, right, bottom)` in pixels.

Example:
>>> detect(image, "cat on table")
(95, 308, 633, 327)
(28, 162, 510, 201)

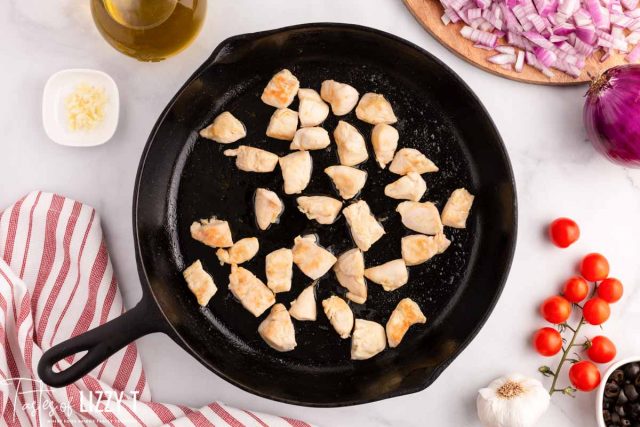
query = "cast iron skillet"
(38, 23, 517, 407)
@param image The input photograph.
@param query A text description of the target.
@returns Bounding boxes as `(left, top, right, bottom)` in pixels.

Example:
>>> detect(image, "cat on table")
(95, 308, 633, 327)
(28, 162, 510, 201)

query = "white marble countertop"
(2, 1, 640, 426)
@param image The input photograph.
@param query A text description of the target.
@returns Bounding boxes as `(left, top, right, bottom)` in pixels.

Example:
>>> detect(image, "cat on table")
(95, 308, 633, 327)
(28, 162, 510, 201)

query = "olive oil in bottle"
(91, 0, 206, 62)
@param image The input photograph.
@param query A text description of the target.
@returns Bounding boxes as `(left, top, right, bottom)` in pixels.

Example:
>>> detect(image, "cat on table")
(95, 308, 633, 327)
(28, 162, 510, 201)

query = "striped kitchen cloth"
(0, 191, 312, 427)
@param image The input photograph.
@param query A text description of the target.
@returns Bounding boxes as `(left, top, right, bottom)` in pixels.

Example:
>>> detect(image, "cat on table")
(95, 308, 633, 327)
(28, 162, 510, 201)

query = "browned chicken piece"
(224, 146, 279, 173)
(342, 201, 385, 252)
(401, 234, 451, 266)
(324, 165, 367, 200)
(279, 151, 312, 194)
(266, 108, 298, 141)
(334, 121, 368, 166)
(364, 259, 409, 292)
(199, 111, 246, 144)
(228, 265, 275, 317)
(385, 298, 426, 348)
(355, 93, 397, 125)
(396, 201, 443, 235)
(320, 80, 359, 116)
(216, 237, 259, 265)
(289, 283, 317, 321)
(389, 148, 438, 175)
(384, 172, 427, 201)
(261, 69, 300, 108)
(190, 217, 233, 248)
(298, 89, 330, 127)
(292, 235, 337, 280)
(254, 188, 284, 231)
(351, 319, 386, 360)
(265, 248, 293, 293)
(296, 196, 343, 225)
(183, 260, 217, 306)
(371, 124, 399, 169)
(334, 249, 367, 304)
(441, 188, 475, 229)
(322, 296, 354, 339)
(258, 304, 297, 352)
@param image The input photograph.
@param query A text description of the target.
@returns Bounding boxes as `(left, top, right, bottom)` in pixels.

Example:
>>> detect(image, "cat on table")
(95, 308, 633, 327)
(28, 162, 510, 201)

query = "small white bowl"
(42, 69, 119, 147)
(596, 356, 640, 427)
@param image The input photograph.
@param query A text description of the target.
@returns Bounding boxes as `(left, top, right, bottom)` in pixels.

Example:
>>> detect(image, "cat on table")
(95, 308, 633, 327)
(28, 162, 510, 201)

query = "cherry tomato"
(562, 276, 589, 303)
(583, 297, 611, 325)
(549, 218, 580, 248)
(569, 360, 601, 391)
(587, 336, 617, 364)
(580, 253, 610, 282)
(540, 295, 572, 324)
(597, 278, 624, 303)
(533, 327, 563, 356)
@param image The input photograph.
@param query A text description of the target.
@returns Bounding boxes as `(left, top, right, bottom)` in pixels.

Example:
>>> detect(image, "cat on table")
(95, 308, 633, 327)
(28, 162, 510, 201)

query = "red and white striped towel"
(0, 191, 312, 427)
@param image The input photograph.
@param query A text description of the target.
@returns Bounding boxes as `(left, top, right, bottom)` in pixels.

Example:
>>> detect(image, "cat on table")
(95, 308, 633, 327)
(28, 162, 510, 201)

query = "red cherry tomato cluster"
(533, 218, 625, 395)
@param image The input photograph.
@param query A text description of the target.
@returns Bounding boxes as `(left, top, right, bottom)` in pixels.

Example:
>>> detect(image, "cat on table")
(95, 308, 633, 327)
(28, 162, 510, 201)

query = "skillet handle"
(38, 297, 164, 387)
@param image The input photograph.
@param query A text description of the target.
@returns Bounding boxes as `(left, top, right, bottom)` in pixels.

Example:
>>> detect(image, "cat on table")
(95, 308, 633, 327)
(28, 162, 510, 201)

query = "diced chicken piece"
(384, 172, 427, 201)
(216, 237, 259, 265)
(290, 127, 330, 151)
(322, 296, 354, 339)
(298, 88, 330, 127)
(355, 93, 397, 125)
(364, 259, 409, 292)
(266, 108, 298, 140)
(296, 196, 342, 225)
(396, 201, 443, 235)
(279, 151, 312, 194)
(386, 298, 427, 348)
(190, 217, 233, 248)
(351, 319, 386, 360)
(292, 235, 337, 280)
(441, 188, 475, 229)
(334, 249, 367, 304)
(389, 148, 438, 175)
(342, 201, 385, 252)
(254, 188, 284, 231)
(199, 111, 246, 144)
(289, 284, 317, 321)
(183, 260, 217, 306)
(224, 146, 279, 173)
(228, 265, 275, 317)
(371, 124, 399, 169)
(334, 121, 368, 166)
(324, 165, 367, 200)
(265, 248, 293, 293)
(401, 234, 450, 266)
(258, 304, 297, 352)
(261, 69, 300, 108)
(320, 80, 359, 116)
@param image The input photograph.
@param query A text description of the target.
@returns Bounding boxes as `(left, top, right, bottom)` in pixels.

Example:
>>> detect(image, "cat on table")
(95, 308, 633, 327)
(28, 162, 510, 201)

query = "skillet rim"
(132, 22, 518, 407)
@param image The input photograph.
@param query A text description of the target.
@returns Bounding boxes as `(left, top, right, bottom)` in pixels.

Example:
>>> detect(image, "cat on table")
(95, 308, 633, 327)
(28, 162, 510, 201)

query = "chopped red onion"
(436, 0, 640, 78)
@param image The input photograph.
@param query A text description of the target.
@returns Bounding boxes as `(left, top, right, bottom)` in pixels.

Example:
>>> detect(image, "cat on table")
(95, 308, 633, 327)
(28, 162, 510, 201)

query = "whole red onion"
(584, 65, 640, 167)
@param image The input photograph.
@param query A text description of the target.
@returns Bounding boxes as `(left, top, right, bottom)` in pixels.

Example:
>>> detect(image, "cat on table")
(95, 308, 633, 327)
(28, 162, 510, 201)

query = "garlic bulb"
(477, 373, 550, 427)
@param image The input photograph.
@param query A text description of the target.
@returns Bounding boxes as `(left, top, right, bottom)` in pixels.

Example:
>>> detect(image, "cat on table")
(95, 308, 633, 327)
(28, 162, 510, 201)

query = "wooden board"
(403, 0, 631, 85)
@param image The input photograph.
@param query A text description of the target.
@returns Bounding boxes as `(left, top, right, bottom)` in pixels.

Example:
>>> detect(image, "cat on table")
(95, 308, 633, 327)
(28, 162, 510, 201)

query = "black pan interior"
(134, 23, 516, 407)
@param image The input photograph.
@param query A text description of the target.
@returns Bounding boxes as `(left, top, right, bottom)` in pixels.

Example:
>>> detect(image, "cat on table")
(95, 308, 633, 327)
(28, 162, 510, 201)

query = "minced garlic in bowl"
(65, 82, 108, 131)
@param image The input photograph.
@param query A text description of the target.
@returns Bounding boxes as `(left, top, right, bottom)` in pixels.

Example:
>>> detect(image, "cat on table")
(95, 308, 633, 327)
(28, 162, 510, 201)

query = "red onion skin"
(584, 65, 640, 167)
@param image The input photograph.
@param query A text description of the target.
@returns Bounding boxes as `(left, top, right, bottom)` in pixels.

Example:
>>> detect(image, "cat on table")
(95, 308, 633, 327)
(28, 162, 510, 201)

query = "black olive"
(613, 370, 626, 383)
(620, 390, 630, 405)
(623, 420, 632, 427)
(626, 384, 640, 402)
(625, 364, 640, 379)
(608, 383, 623, 398)
(604, 409, 612, 422)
